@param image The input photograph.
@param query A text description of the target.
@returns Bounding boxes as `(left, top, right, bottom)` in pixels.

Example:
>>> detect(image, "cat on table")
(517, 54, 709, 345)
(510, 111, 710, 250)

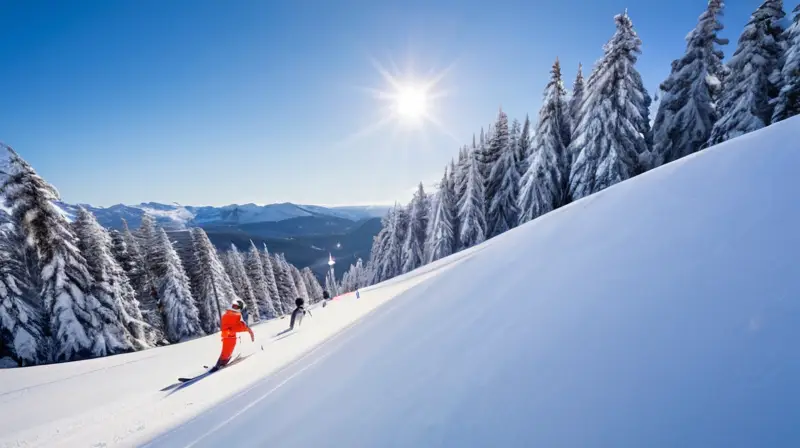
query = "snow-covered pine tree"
(189, 228, 237, 333)
(568, 63, 585, 138)
(120, 218, 162, 342)
(709, 0, 785, 145)
(425, 170, 457, 263)
(569, 11, 652, 201)
(377, 204, 403, 281)
(509, 118, 521, 165)
(73, 208, 148, 353)
(325, 269, 339, 297)
(395, 203, 410, 253)
(453, 146, 469, 212)
(259, 245, 283, 315)
(483, 108, 510, 210)
(301, 267, 323, 302)
(448, 158, 458, 194)
(224, 244, 259, 322)
(0, 146, 101, 362)
(773, 4, 800, 122)
(272, 253, 298, 311)
(652, 0, 728, 166)
(244, 241, 276, 320)
(137, 214, 160, 275)
(401, 183, 429, 273)
(368, 210, 394, 284)
(517, 116, 533, 177)
(519, 58, 572, 224)
(340, 269, 353, 294)
(0, 217, 45, 366)
(352, 258, 367, 289)
(109, 230, 131, 272)
(457, 148, 487, 250)
(289, 264, 310, 303)
(486, 122, 521, 237)
(151, 228, 202, 343)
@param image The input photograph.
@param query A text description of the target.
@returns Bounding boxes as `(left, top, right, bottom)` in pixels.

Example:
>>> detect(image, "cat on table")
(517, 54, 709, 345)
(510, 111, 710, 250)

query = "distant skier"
(216, 299, 254, 368)
(289, 297, 312, 330)
(322, 290, 330, 308)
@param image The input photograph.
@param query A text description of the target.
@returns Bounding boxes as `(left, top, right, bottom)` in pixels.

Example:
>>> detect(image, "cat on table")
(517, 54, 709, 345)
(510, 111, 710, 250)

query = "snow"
(2, 117, 800, 446)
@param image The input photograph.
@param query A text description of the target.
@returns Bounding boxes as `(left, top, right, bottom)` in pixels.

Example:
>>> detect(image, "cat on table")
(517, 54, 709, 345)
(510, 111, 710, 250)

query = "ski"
(177, 353, 250, 382)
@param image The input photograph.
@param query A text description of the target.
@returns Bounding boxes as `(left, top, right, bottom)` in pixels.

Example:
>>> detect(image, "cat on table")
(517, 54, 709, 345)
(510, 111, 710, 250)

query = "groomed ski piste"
(2, 117, 800, 447)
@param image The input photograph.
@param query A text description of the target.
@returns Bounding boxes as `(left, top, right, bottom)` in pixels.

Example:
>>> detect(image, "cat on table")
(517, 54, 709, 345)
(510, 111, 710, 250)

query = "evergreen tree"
(509, 118, 522, 164)
(325, 268, 339, 297)
(709, 0, 785, 145)
(189, 228, 237, 334)
(652, 0, 728, 166)
(773, 4, 800, 122)
(448, 158, 458, 194)
(301, 267, 324, 302)
(487, 124, 521, 237)
(378, 205, 403, 281)
(568, 63, 585, 139)
(569, 11, 652, 201)
(401, 183, 429, 273)
(519, 58, 572, 224)
(353, 258, 368, 289)
(290, 264, 310, 303)
(340, 270, 354, 294)
(151, 228, 202, 343)
(259, 245, 283, 315)
(340, 260, 365, 293)
(120, 218, 162, 342)
(446, 161, 460, 250)
(425, 170, 457, 263)
(73, 208, 147, 353)
(517, 116, 533, 177)
(137, 215, 160, 277)
(0, 218, 45, 365)
(224, 244, 259, 322)
(484, 108, 510, 210)
(453, 146, 469, 214)
(272, 253, 298, 312)
(457, 148, 487, 250)
(369, 210, 394, 284)
(1, 146, 99, 362)
(245, 241, 277, 319)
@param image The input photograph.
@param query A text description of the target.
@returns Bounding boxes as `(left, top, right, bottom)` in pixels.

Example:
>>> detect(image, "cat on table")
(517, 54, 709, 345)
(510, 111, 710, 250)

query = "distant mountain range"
(46, 201, 391, 279)
(54, 201, 391, 230)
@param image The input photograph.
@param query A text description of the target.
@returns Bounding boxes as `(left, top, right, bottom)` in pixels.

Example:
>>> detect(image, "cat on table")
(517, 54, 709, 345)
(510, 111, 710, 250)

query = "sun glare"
(333, 57, 460, 149)
(394, 85, 428, 120)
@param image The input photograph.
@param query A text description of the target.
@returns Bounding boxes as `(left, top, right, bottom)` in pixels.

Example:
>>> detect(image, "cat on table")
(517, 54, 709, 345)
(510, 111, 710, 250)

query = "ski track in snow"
(0, 247, 479, 448)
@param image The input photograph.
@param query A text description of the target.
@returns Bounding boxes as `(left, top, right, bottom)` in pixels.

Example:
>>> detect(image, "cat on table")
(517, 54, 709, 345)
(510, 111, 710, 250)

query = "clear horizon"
(0, 0, 759, 207)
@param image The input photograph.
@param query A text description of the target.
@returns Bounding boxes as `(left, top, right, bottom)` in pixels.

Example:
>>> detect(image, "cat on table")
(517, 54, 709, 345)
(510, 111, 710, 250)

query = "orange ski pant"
(217, 336, 237, 366)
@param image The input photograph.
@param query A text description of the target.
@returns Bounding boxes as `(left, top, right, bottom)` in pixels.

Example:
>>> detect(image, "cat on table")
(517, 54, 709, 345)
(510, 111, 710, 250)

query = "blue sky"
(0, 0, 761, 207)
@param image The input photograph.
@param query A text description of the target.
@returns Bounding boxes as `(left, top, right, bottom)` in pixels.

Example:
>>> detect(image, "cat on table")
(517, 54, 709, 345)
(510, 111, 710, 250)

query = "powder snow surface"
(2, 118, 800, 447)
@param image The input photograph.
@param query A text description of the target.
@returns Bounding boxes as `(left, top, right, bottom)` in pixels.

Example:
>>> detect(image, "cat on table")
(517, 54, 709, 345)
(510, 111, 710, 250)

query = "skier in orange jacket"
(215, 299, 254, 368)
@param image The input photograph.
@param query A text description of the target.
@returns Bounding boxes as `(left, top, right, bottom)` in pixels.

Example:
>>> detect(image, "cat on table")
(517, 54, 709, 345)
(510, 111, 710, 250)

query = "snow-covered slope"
(2, 118, 799, 447)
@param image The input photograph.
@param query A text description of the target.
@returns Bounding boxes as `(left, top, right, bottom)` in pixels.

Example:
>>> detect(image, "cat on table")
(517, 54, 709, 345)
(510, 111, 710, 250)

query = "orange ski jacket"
(220, 309, 251, 339)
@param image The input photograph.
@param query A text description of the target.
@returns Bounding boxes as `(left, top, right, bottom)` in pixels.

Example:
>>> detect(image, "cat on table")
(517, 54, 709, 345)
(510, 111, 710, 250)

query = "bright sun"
(334, 57, 459, 148)
(394, 85, 428, 120)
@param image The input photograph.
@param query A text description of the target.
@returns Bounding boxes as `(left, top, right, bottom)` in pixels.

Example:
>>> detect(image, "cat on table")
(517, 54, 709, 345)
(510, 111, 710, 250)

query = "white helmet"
(230, 298, 245, 311)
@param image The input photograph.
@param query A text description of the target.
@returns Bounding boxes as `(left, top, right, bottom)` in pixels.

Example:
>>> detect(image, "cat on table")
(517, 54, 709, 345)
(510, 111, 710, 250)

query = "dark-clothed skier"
(322, 290, 330, 308)
(289, 297, 312, 330)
